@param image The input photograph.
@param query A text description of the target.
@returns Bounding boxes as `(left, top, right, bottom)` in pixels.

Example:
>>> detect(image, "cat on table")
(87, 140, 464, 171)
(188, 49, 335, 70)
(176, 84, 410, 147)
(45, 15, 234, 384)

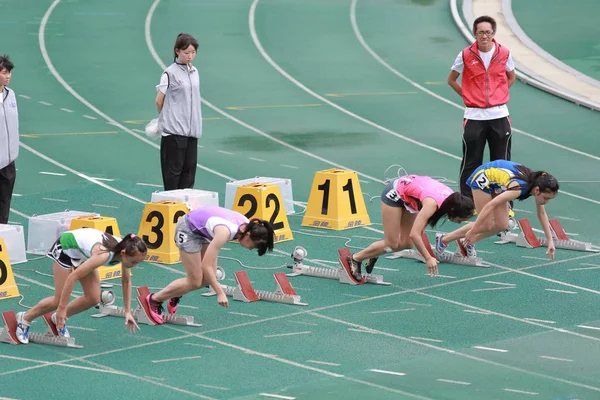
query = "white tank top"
(58, 228, 119, 266)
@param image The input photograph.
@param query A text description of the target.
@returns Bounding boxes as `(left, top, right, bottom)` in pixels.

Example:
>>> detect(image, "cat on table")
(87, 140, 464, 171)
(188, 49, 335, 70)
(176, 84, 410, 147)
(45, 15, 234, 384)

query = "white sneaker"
(51, 312, 70, 338)
(434, 233, 448, 256)
(15, 312, 30, 344)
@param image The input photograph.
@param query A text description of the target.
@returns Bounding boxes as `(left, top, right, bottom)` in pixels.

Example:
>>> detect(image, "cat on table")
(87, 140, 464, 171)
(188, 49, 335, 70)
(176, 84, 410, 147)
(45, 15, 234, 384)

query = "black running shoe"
(365, 257, 378, 274)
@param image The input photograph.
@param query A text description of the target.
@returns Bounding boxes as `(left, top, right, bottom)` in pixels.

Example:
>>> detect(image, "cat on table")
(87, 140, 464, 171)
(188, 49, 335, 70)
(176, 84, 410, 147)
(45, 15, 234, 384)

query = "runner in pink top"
(396, 175, 455, 213)
(143, 206, 275, 324)
(346, 175, 475, 279)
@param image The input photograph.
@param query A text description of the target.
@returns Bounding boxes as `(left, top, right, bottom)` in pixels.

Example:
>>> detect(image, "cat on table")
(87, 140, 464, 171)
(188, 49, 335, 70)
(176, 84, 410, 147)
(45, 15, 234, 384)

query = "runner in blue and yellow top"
(434, 160, 559, 260)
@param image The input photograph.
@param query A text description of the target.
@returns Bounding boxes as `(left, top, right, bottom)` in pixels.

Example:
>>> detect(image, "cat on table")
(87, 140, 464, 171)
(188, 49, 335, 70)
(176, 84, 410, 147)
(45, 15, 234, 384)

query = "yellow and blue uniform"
(467, 160, 530, 199)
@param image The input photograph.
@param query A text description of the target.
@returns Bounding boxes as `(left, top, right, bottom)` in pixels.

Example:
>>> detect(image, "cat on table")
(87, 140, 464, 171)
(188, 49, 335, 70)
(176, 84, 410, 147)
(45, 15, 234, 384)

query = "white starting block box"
(0, 224, 27, 265)
(151, 188, 219, 210)
(27, 210, 99, 255)
(225, 177, 295, 215)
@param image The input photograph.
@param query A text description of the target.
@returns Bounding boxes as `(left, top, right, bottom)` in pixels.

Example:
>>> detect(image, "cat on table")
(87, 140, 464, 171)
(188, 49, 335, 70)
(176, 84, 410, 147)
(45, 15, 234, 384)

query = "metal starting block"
(386, 233, 489, 268)
(388, 249, 488, 268)
(203, 271, 308, 306)
(496, 218, 599, 253)
(1, 311, 83, 349)
(91, 286, 201, 327)
(286, 248, 391, 286)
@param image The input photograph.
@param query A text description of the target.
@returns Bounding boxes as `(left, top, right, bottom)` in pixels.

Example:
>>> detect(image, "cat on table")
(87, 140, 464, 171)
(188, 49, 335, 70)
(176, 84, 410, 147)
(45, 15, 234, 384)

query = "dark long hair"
(173, 33, 198, 62)
(428, 192, 475, 228)
(240, 219, 275, 256)
(509, 165, 559, 200)
(101, 233, 147, 259)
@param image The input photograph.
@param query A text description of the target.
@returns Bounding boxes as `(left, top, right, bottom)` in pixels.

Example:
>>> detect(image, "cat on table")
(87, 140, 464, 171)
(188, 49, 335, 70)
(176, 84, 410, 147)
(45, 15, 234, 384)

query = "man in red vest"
(448, 15, 516, 202)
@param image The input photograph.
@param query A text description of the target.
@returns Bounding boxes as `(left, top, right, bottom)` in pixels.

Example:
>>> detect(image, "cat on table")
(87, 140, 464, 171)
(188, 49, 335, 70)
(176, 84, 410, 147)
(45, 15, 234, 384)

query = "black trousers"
(459, 116, 512, 199)
(160, 135, 198, 191)
(0, 161, 16, 224)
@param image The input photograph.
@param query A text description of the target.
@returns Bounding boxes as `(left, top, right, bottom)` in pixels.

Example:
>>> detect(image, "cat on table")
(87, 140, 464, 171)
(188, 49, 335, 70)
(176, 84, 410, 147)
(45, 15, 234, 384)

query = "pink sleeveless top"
(394, 175, 454, 213)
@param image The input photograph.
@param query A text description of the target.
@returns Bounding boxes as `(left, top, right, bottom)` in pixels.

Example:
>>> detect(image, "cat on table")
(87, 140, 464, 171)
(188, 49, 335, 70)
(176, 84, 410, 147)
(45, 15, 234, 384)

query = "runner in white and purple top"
(186, 206, 249, 242)
(144, 206, 275, 325)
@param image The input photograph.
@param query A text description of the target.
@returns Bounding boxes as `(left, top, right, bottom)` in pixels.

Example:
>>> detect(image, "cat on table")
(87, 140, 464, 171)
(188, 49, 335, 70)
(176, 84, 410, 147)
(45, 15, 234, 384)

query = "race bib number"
(398, 176, 414, 186)
(475, 174, 490, 189)
(385, 189, 400, 202)
(176, 232, 188, 245)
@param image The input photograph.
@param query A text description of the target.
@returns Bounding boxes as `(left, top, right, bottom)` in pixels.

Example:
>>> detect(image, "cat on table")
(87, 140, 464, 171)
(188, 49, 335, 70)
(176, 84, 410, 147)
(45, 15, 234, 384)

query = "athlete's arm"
(201, 226, 230, 307)
(120, 266, 139, 332)
(410, 198, 439, 276)
(120, 266, 132, 312)
(469, 186, 520, 235)
(536, 202, 555, 259)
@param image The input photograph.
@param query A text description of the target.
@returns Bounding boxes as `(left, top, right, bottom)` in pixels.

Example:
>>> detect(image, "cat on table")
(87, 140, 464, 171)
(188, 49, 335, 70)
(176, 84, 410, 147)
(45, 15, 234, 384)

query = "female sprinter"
(143, 206, 275, 324)
(435, 160, 559, 259)
(347, 175, 475, 279)
(15, 229, 147, 343)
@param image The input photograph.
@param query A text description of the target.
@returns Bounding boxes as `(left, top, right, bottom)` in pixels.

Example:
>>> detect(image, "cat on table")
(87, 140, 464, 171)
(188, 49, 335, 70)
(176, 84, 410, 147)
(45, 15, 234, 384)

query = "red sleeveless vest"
(461, 40, 510, 108)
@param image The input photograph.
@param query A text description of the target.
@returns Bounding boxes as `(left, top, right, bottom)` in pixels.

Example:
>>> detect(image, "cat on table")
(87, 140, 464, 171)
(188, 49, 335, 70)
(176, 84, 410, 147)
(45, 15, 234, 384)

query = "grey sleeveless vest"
(158, 62, 202, 138)
(0, 88, 19, 169)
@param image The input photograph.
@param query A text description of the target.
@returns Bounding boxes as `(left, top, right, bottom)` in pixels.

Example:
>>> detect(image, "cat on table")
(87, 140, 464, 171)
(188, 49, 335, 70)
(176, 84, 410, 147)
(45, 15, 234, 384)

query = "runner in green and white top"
(14, 228, 148, 344)
(54, 228, 121, 268)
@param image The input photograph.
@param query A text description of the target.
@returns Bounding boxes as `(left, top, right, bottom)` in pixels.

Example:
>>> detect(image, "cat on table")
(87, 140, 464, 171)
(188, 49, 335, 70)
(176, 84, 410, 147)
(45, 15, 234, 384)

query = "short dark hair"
(472, 15, 496, 36)
(173, 33, 199, 61)
(0, 54, 14, 73)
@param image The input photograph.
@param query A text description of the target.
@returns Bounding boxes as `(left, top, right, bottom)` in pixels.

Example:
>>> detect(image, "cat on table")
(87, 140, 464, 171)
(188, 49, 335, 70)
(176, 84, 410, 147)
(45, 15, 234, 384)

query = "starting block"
(496, 218, 599, 252)
(287, 248, 390, 286)
(202, 271, 307, 306)
(1, 311, 83, 348)
(91, 286, 201, 327)
(387, 233, 489, 268)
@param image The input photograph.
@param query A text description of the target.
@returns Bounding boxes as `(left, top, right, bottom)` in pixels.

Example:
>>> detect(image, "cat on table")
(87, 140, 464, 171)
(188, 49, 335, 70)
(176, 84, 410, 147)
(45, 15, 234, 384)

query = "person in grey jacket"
(155, 33, 202, 191)
(0, 55, 19, 225)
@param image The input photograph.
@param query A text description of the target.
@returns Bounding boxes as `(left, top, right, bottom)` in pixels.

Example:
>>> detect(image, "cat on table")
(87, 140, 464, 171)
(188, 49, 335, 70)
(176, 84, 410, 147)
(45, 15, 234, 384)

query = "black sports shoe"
(365, 257, 378, 274)
(346, 254, 363, 281)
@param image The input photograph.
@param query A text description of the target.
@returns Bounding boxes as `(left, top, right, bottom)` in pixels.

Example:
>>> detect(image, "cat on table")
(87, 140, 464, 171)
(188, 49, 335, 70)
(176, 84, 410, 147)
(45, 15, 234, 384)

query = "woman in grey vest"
(0, 55, 19, 225)
(155, 33, 202, 191)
